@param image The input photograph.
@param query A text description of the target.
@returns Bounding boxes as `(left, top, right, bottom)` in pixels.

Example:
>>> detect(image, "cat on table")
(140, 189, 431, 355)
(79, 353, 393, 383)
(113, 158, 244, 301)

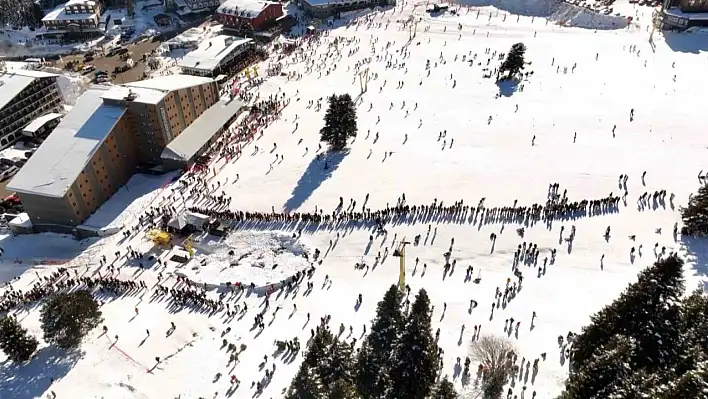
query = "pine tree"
(498, 43, 527, 80)
(433, 375, 458, 399)
(560, 255, 691, 399)
(40, 290, 103, 349)
(320, 94, 357, 151)
(286, 362, 325, 399)
(387, 289, 438, 399)
(0, 315, 38, 363)
(681, 184, 708, 235)
(320, 337, 355, 393)
(355, 284, 405, 398)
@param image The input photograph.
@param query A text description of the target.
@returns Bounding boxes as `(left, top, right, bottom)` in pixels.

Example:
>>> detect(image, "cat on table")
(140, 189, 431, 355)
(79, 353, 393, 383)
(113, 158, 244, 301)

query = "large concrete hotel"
(7, 75, 219, 228)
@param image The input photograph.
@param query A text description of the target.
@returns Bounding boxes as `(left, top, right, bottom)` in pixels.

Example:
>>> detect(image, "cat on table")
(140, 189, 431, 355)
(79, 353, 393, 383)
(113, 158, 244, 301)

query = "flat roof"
(217, 0, 275, 18)
(0, 69, 57, 113)
(7, 87, 126, 198)
(122, 74, 215, 92)
(22, 112, 63, 134)
(101, 75, 216, 105)
(101, 85, 166, 105)
(177, 35, 253, 73)
(161, 98, 245, 162)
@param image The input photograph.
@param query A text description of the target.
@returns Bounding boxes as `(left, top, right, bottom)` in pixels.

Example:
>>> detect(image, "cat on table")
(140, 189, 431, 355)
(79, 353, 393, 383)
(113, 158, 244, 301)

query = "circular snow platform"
(178, 231, 312, 293)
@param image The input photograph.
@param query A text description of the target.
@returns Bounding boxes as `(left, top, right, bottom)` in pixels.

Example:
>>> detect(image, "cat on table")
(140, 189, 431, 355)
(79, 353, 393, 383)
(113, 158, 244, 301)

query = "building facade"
(8, 75, 219, 228)
(299, 0, 393, 18)
(217, 0, 284, 33)
(42, 0, 102, 34)
(0, 70, 62, 149)
(655, 0, 708, 28)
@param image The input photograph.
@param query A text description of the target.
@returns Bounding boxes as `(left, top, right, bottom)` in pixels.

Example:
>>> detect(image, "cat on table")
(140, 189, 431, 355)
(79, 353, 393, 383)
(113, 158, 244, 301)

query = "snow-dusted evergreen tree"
(355, 284, 405, 398)
(433, 375, 458, 399)
(558, 254, 708, 399)
(0, 315, 38, 363)
(286, 362, 325, 399)
(0, 0, 44, 27)
(320, 337, 356, 396)
(681, 184, 708, 235)
(40, 290, 103, 349)
(387, 289, 438, 399)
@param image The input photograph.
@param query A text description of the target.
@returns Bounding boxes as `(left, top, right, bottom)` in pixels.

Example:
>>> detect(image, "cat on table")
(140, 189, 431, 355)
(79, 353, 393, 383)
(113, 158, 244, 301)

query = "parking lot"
(61, 38, 162, 84)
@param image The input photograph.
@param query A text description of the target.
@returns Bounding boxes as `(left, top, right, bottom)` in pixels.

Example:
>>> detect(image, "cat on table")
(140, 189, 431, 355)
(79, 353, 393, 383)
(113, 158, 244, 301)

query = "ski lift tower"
(392, 238, 410, 291)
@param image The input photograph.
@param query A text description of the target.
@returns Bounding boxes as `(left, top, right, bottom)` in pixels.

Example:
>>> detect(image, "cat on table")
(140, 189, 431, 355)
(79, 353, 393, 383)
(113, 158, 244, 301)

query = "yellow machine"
(392, 238, 410, 291)
(181, 234, 194, 256)
(146, 229, 171, 246)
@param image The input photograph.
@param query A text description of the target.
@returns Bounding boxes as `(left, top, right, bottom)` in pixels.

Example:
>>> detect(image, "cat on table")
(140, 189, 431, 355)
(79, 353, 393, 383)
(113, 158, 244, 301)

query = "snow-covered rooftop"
(0, 69, 58, 114)
(177, 35, 253, 72)
(7, 87, 126, 198)
(22, 112, 63, 134)
(42, 1, 99, 22)
(101, 85, 167, 105)
(121, 74, 215, 92)
(217, 0, 275, 18)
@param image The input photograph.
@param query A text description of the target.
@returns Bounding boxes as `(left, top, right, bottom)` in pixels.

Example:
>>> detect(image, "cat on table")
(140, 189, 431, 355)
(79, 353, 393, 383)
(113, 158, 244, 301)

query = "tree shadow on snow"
(496, 78, 519, 97)
(0, 346, 83, 399)
(283, 150, 349, 212)
(680, 236, 708, 291)
(663, 31, 708, 54)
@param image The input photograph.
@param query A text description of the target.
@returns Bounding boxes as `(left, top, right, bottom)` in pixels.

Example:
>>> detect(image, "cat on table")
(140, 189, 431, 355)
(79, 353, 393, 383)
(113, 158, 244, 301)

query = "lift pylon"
(392, 238, 410, 291)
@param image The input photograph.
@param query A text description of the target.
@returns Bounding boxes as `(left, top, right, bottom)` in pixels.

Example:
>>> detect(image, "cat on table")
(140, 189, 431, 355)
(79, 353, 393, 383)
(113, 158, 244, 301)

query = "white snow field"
(179, 232, 313, 289)
(3, 0, 708, 398)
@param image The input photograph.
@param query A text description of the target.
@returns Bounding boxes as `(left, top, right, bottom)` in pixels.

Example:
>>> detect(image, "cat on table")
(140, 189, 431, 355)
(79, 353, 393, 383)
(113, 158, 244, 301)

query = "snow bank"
(56, 73, 88, 106)
(459, 0, 628, 29)
(81, 172, 177, 230)
(178, 232, 312, 290)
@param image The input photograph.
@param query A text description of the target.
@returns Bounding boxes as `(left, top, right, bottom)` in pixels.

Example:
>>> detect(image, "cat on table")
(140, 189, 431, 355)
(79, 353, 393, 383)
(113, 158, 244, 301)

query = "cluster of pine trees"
(560, 254, 708, 398)
(286, 285, 457, 399)
(0, 0, 44, 29)
(320, 94, 358, 151)
(680, 184, 708, 235)
(0, 290, 103, 363)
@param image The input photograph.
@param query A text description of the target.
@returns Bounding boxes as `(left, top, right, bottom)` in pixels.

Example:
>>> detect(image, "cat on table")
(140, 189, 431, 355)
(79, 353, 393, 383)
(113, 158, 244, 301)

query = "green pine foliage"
(681, 184, 708, 235)
(434, 375, 458, 399)
(355, 284, 405, 398)
(286, 362, 325, 399)
(498, 43, 527, 80)
(40, 290, 103, 349)
(320, 94, 358, 151)
(560, 254, 708, 399)
(388, 288, 439, 399)
(287, 326, 356, 398)
(0, 315, 38, 363)
(287, 286, 444, 399)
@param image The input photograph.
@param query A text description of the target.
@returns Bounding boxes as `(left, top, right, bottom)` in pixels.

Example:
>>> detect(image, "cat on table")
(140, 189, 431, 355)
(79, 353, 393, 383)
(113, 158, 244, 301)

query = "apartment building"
(0, 69, 62, 149)
(7, 75, 219, 228)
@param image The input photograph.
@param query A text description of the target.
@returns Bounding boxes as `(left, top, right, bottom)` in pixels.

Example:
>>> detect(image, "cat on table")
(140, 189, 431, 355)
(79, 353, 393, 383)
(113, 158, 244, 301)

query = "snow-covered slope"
(1, 2, 707, 398)
(459, 0, 629, 29)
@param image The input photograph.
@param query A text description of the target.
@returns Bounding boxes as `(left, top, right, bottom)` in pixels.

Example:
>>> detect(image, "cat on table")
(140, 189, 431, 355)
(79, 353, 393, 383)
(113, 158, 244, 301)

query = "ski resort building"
(298, 0, 393, 18)
(216, 0, 284, 34)
(178, 35, 255, 77)
(7, 75, 219, 229)
(0, 69, 62, 150)
(656, 0, 708, 28)
(41, 0, 103, 38)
